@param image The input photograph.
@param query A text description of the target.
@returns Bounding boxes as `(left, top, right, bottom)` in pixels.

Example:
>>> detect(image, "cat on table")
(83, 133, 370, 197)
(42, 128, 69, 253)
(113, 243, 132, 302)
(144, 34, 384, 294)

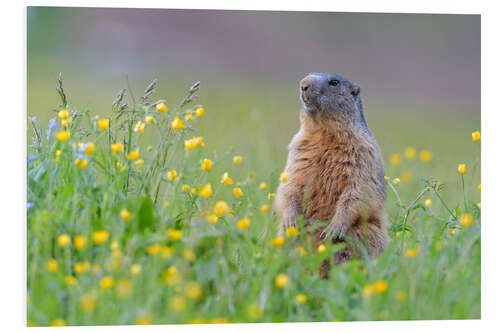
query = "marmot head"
(299, 73, 365, 128)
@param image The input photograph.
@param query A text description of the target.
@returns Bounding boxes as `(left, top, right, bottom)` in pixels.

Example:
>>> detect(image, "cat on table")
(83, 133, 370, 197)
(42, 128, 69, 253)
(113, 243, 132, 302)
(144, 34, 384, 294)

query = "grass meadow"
(27, 75, 481, 326)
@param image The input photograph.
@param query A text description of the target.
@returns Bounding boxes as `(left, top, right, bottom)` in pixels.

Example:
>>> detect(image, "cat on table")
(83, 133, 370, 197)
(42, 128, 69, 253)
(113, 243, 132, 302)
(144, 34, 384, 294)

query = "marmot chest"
(295, 136, 364, 221)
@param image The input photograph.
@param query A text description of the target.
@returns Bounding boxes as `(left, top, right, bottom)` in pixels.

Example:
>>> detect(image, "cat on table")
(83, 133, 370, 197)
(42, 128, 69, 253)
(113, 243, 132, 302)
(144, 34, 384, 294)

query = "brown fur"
(274, 74, 388, 277)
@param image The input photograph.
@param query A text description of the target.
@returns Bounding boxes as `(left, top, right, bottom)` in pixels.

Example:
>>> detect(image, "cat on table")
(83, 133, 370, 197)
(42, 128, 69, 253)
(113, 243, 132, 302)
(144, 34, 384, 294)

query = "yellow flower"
(55, 149, 62, 157)
(393, 178, 401, 185)
(259, 182, 268, 190)
(65, 275, 78, 287)
(405, 245, 421, 258)
(147, 244, 161, 256)
(192, 136, 205, 147)
(233, 155, 243, 165)
(57, 234, 71, 248)
(130, 264, 141, 276)
(396, 291, 407, 302)
(97, 118, 110, 130)
(236, 217, 250, 230)
(271, 236, 285, 246)
(100, 276, 115, 289)
(181, 184, 190, 193)
(185, 281, 203, 300)
(185, 113, 194, 121)
(171, 116, 186, 130)
(214, 201, 230, 217)
(46, 258, 58, 272)
(135, 313, 153, 325)
(471, 130, 480, 141)
(457, 163, 467, 174)
(199, 183, 213, 198)
(401, 171, 412, 183)
(84, 142, 95, 155)
(51, 319, 66, 327)
(201, 158, 213, 171)
(195, 106, 205, 117)
(170, 296, 187, 312)
(317, 244, 327, 253)
(459, 213, 474, 227)
(162, 266, 181, 286)
(389, 153, 401, 165)
(56, 130, 70, 142)
(161, 246, 174, 259)
(477, 203, 481, 210)
(280, 172, 289, 183)
(233, 187, 244, 197)
(166, 169, 178, 181)
(283, 226, 297, 237)
(206, 214, 218, 224)
(145, 115, 154, 124)
(420, 150, 433, 162)
(478, 183, 481, 190)
(296, 294, 307, 304)
(133, 120, 146, 134)
(221, 172, 234, 185)
(80, 293, 97, 312)
(116, 278, 133, 298)
(184, 249, 196, 261)
(296, 246, 306, 255)
(373, 280, 388, 293)
(404, 147, 416, 159)
(126, 149, 140, 161)
(92, 230, 109, 245)
(61, 118, 71, 127)
(423, 199, 432, 207)
(167, 229, 182, 241)
(79, 159, 88, 169)
(275, 274, 289, 288)
(184, 138, 196, 151)
(395, 231, 402, 237)
(111, 142, 125, 155)
(268, 192, 275, 200)
(58, 108, 69, 119)
(74, 261, 90, 274)
(260, 204, 271, 214)
(164, 201, 170, 208)
(247, 304, 262, 320)
(362, 284, 374, 297)
(190, 188, 197, 197)
(120, 208, 131, 221)
(156, 102, 168, 113)
(73, 235, 87, 250)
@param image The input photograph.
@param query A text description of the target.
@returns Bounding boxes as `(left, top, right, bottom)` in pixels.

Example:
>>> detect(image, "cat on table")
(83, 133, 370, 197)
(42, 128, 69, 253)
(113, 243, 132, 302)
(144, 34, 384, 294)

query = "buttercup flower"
(286, 226, 298, 236)
(401, 171, 412, 183)
(459, 213, 474, 227)
(271, 236, 285, 246)
(260, 204, 271, 214)
(199, 184, 213, 198)
(133, 120, 146, 134)
(236, 217, 250, 230)
(214, 201, 230, 217)
(221, 172, 234, 185)
(182, 184, 190, 193)
(233, 156, 243, 165)
(58, 108, 69, 119)
(167, 229, 182, 241)
(185, 281, 203, 300)
(111, 142, 125, 155)
(126, 149, 140, 161)
(206, 214, 218, 224)
(97, 118, 109, 130)
(167, 169, 178, 181)
(201, 158, 213, 171)
(471, 130, 480, 141)
(130, 264, 141, 276)
(100, 276, 115, 289)
(420, 150, 433, 162)
(171, 116, 185, 130)
(405, 245, 421, 258)
(92, 230, 109, 245)
(296, 294, 307, 304)
(393, 178, 401, 185)
(185, 113, 194, 121)
(405, 147, 416, 159)
(74, 235, 87, 250)
(56, 130, 70, 142)
(195, 106, 205, 117)
(317, 244, 327, 253)
(46, 258, 58, 272)
(280, 172, 289, 183)
(120, 208, 131, 221)
(233, 187, 244, 197)
(156, 102, 168, 113)
(424, 199, 432, 207)
(457, 164, 466, 174)
(57, 234, 71, 248)
(275, 274, 289, 288)
(389, 153, 401, 165)
(145, 115, 154, 124)
(373, 280, 388, 293)
(259, 182, 268, 190)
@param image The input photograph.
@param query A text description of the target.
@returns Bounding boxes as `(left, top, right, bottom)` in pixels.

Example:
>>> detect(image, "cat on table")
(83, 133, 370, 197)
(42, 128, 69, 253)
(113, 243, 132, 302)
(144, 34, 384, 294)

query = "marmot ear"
(351, 83, 360, 97)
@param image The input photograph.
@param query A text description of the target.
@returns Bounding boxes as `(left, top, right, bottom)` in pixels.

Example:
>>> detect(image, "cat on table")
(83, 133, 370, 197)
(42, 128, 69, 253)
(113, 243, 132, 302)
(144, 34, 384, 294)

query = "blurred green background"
(27, 7, 480, 196)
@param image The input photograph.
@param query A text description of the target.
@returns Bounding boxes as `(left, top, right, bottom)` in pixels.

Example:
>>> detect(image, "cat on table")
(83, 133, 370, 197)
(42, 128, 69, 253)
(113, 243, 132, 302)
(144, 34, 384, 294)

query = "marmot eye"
(329, 79, 340, 87)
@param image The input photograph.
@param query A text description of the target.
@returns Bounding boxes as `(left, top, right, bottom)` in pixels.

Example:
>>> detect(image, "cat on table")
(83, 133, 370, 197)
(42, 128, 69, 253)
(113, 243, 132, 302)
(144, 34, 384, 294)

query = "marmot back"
(274, 73, 388, 276)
